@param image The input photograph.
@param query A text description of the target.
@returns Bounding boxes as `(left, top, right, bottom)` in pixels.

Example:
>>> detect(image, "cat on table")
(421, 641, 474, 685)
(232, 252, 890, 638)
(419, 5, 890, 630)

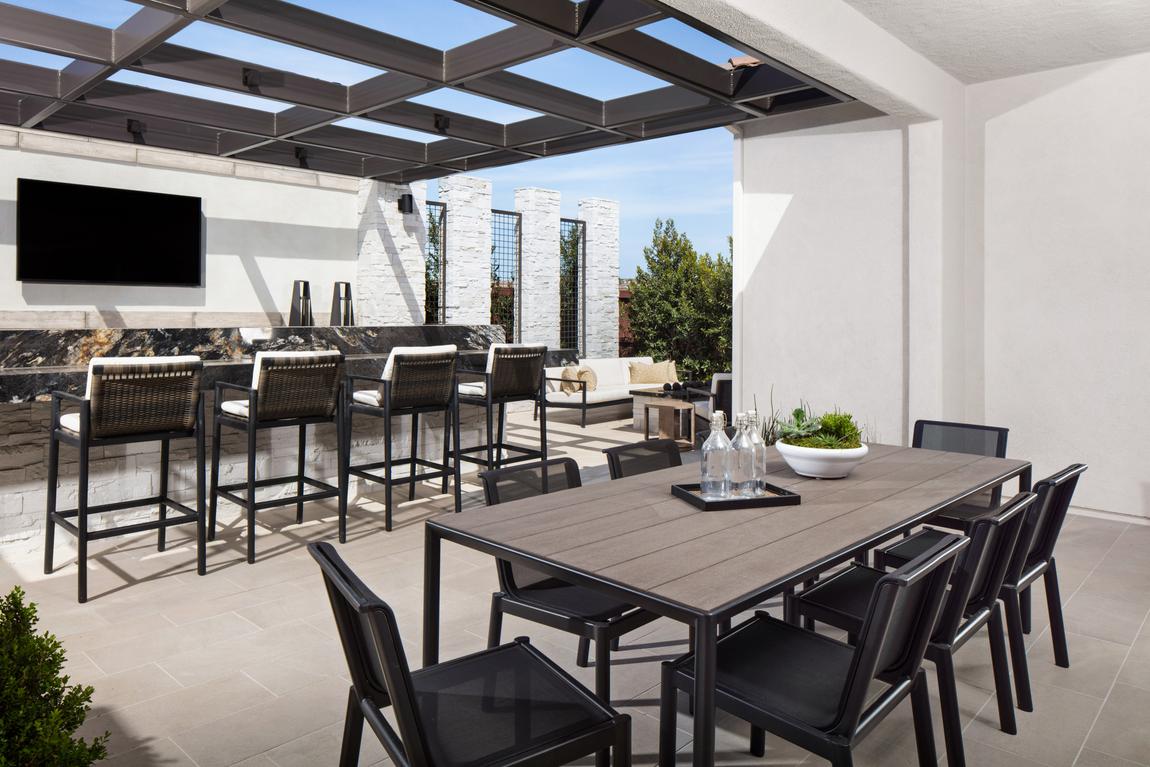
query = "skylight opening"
(109, 71, 286, 112)
(334, 118, 440, 144)
(409, 90, 542, 124)
(638, 18, 750, 65)
(0, 43, 72, 69)
(2, 0, 138, 27)
(507, 49, 670, 100)
(289, 0, 513, 50)
(168, 23, 384, 85)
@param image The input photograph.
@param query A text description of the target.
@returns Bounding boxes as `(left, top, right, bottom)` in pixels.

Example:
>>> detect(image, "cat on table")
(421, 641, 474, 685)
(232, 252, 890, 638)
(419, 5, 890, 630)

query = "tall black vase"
(289, 280, 313, 326)
(330, 282, 354, 326)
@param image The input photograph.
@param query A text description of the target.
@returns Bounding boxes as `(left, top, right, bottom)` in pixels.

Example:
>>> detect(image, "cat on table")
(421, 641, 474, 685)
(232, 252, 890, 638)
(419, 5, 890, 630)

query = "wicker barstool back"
(385, 350, 458, 410)
(253, 351, 343, 421)
(87, 356, 202, 438)
(488, 344, 546, 399)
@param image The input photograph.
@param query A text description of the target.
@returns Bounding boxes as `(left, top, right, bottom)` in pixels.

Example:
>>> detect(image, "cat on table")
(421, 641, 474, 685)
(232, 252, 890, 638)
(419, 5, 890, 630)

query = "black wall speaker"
(397, 193, 414, 214)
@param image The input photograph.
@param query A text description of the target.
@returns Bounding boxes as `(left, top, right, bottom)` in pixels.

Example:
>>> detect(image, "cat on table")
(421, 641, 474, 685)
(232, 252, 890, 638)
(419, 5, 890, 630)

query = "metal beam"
(0, 4, 112, 63)
(575, 0, 662, 42)
(463, 71, 603, 127)
(363, 101, 505, 148)
(80, 80, 274, 135)
(444, 26, 565, 84)
(349, 73, 438, 114)
(42, 102, 222, 154)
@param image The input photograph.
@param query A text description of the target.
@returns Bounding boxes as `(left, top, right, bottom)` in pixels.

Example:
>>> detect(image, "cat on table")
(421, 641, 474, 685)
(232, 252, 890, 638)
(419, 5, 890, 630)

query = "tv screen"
(17, 179, 203, 287)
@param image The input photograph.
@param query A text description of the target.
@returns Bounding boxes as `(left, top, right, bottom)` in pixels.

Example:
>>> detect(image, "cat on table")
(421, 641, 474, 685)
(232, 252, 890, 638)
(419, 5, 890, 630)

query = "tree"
(0, 586, 109, 766)
(627, 219, 732, 380)
(559, 223, 582, 351)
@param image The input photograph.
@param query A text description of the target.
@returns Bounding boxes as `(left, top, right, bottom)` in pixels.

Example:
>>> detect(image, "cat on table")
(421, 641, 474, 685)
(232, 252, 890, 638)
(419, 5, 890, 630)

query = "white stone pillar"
(440, 175, 492, 326)
(579, 197, 620, 358)
(355, 180, 427, 325)
(515, 187, 561, 347)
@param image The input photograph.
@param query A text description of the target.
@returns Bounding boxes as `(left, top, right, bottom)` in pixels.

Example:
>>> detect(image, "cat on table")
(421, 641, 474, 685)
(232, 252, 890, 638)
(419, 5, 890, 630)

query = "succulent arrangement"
(776, 404, 863, 450)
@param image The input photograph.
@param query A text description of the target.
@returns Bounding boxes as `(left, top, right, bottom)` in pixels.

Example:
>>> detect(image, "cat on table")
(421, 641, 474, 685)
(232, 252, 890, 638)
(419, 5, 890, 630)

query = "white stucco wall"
(0, 127, 359, 328)
(733, 116, 907, 444)
(972, 51, 1150, 520)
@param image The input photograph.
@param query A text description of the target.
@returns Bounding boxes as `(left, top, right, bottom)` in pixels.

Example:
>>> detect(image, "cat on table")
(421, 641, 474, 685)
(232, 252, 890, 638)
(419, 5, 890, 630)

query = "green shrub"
(777, 404, 863, 449)
(0, 586, 108, 767)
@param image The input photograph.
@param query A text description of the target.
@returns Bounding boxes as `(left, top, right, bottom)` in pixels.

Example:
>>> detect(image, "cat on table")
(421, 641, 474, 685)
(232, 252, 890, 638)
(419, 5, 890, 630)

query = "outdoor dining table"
(422, 443, 1031, 767)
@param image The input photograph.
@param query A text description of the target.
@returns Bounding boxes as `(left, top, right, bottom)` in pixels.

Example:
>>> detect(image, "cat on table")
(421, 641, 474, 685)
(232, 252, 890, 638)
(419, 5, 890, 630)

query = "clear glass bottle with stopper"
(747, 409, 768, 496)
(730, 413, 757, 497)
(700, 410, 732, 500)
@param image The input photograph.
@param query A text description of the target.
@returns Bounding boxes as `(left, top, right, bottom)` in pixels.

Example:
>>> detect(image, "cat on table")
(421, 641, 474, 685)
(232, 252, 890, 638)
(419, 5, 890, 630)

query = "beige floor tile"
(87, 611, 260, 675)
(966, 680, 1103, 767)
(1022, 630, 1131, 699)
(1064, 593, 1149, 647)
(262, 720, 390, 767)
(1075, 748, 1146, 766)
(87, 663, 184, 713)
(96, 737, 199, 766)
(1083, 683, 1150, 765)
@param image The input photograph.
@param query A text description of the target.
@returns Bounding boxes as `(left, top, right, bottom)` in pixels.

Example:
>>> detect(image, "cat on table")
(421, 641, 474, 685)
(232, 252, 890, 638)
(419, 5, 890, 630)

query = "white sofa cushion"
(58, 412, 82, 433)
(457, 381, 486, 397)
(220, 399, 251, 418)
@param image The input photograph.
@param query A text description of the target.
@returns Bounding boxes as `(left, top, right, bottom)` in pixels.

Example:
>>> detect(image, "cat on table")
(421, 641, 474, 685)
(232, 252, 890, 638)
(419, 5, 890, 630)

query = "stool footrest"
(217, 475, 338, 511)
(49, 498, 199, 541)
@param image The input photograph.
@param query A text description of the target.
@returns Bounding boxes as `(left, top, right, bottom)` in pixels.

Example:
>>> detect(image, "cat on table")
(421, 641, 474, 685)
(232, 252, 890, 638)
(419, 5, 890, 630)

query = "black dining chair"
(913, 419, 1009, 529)
(602, 438, 682, 480)
(793, 493, 1034, 767)
(308, 541, 632, 767)
(659, 534, 968, 767)
(478, 459, 660, 705)
(874, 463, 1087, 713)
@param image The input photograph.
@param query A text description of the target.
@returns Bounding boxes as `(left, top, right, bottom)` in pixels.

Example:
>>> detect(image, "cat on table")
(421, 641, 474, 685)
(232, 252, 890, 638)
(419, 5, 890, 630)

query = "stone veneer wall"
(356, 180, 427, 325)
(439, 175, 492, 326)
(515, 187, 562, 348)
(580, 198, 621, 358)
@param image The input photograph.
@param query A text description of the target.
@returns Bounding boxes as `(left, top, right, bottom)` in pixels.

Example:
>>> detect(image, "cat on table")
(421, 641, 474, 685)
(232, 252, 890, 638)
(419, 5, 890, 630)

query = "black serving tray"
(671, 482, 801, 511)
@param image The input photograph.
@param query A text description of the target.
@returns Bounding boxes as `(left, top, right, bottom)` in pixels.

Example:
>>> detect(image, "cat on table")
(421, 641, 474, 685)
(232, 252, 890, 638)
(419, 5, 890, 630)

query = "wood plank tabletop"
(433, 443, 1030, 615)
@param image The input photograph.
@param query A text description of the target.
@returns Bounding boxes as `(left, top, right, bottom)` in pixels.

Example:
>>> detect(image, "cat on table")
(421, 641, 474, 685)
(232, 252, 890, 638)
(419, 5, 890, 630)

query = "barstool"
(343, 345, 461, 534)
(209, 350, 344, 563)
(457, 343, 548, 471)
(45, 356, 206, 603)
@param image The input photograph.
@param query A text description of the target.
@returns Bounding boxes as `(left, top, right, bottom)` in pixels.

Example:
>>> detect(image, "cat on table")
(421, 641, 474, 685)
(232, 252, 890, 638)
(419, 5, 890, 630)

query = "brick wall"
(356, 180, 428, 325)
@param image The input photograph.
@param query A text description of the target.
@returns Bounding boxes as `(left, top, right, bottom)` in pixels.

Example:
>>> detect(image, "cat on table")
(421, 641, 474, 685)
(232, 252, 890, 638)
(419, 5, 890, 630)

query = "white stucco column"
(515, 187, 561, 347)
(355, 179, 427, 325)
(439, 175, 492, 326)
(579, 197, 620, 358)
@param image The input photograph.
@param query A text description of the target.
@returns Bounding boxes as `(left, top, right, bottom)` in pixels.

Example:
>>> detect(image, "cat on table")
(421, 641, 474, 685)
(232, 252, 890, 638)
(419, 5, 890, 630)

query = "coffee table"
(642, 397, 696, 449)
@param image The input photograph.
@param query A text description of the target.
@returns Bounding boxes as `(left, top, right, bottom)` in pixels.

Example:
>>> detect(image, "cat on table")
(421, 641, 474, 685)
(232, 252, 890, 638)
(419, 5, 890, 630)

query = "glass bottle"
(700, 410, 732, 500)
(747, 410, 768, 496)
(730, 413, 756, 497)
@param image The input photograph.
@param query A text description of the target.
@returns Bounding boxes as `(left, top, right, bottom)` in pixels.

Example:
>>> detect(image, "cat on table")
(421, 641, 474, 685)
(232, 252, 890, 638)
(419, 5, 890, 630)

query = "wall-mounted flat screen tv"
(17, 178, 203, 287)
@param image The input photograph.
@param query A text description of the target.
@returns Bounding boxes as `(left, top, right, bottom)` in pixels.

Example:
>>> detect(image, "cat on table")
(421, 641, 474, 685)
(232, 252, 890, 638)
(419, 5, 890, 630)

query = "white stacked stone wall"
(356, 180, 428, 324)
(515, 187, 562, 348)
(579, 198, 621, 358)
(439, 175, 492, 325)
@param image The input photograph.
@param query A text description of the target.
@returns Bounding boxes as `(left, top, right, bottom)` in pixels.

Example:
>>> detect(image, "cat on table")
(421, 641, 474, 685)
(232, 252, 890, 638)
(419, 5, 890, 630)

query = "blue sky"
(0, 0, 737, 275)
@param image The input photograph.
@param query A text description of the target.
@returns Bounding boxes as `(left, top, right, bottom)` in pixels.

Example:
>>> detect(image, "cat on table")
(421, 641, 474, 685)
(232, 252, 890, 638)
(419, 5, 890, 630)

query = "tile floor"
(2, 409, 1149, 766)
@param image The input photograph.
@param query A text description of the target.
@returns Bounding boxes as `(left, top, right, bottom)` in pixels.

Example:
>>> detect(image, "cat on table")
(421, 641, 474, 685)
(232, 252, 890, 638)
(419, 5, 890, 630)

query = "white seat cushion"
(381, 344, 457, 381)
(352, 390, 382, 407)
(85, 354, 201, 399)
(251, 350, 342, 388)
(220, 399, 250, 418)
(59, 412, 82, 433)
(458, 381, 487, 397)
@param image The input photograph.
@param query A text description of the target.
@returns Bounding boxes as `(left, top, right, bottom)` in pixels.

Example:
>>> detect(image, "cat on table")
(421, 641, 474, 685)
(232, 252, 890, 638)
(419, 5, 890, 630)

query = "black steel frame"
(44, 390, 207, 603)
(422, 453, 1032, 767)
(0, 0, 851, 182)
(538, 375, 633, 428)
(559, 217, 586, 355)
(208, 380, 344, 563)
(343, 376, 463, 534)
(457, 364, 549, 472)
(490, 208, 522, 343)
(425, 200, 447, 325)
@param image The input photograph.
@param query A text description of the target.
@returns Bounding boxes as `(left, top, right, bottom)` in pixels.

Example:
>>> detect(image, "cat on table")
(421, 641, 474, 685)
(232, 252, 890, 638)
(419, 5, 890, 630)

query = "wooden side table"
(643, 398, 696, 450)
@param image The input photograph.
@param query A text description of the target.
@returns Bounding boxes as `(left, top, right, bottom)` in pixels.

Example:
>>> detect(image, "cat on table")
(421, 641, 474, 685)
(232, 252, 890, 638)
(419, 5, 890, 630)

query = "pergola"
(0, 0, 851, 182)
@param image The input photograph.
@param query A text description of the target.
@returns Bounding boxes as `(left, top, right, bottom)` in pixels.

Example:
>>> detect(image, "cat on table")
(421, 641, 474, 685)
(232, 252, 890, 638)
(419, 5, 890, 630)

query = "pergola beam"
(444, 26, 566, 84)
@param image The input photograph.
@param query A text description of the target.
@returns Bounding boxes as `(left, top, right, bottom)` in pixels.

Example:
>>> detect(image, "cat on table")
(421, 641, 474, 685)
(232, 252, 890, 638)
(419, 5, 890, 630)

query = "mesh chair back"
(308, 542, 433, 766)
(254, 351, 343, 421)
(913, 419, 1008, 457)
(489, 345, 547, 399)
(87, 357, 202, 438)
(385, 350, 457, 410)
(480, 459, 582, 591)
(603, 438, 682, 480)
(933, 492, 1032, 642)
(833, 534, 967, 736)
(1008, 464, 1087, 578)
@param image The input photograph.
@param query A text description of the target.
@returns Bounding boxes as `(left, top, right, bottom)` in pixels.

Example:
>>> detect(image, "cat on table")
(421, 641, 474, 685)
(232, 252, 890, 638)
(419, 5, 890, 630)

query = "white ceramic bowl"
(775, 441, 869, 479)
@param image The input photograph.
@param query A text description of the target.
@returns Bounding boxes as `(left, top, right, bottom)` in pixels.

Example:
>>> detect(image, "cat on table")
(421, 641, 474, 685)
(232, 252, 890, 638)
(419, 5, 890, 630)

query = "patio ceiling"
(0, 0, 851, 183)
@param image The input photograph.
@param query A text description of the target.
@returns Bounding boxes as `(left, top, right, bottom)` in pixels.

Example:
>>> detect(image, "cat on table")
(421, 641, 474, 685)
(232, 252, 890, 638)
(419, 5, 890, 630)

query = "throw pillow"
(629, 359, 678, 384)
(560, 365, 598, 394)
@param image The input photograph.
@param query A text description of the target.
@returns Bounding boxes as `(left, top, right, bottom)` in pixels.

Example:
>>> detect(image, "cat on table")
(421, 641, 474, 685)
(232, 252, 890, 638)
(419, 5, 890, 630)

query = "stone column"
(356, 180, 427, 325)
(439, 175, 492, 326)
(579, 197, 620, 358)
(515, 187, 561, 348)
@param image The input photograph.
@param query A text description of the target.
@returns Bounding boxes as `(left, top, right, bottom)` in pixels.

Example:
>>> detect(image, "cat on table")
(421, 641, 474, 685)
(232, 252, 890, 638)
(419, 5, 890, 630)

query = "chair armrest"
(544, 376, 570, 383)
(456, 370, 489, 383)
(215, 381, 253, 396)
(50, 390, 87, 405)
(346, 374, 384, 390)
(685, 387, 712, 401)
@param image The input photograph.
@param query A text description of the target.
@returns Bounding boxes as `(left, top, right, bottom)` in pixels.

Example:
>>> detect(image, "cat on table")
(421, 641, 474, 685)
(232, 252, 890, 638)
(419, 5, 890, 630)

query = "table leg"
(658, 407, 675, 440)
(1019, 466, 1032, 493)
(423, 525, 441, 666)
(692, 615, 717, 767)
(644, 405, 652, 440)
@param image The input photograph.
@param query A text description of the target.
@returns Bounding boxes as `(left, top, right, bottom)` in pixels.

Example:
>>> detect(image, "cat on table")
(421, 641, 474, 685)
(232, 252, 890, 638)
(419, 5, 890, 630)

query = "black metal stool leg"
(409, 412, 419, 501)
(208, 416, 221, 541)
(44, 430, 59, 575)
(338, 405, 350, 543)
(1045, 559, 1070, 668)
(1020, 584, 1032, 634)
(77, 439, 90, 603)
(451, 396, 462, 512)
(440, 410, 450, 494)
(383, 411, 394, 532)
(484, 399, 494, 470)
(1003, 589, 1034, 711)
(157, 439, 170, 551)
(496, 403, 505, 468)
(296, 424, 306, 524)
(245, 418, 257, 564)
(195, 406, 207, 576)
(538, 393, 548, 463)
